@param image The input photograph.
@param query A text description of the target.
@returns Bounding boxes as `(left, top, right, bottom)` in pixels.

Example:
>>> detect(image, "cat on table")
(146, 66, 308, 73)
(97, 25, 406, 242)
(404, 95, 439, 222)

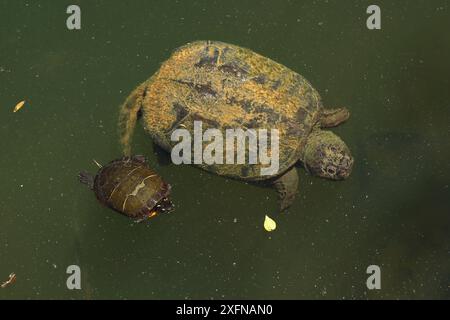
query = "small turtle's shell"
(93, 157, 171, 219)
(139, 41, 323, 181)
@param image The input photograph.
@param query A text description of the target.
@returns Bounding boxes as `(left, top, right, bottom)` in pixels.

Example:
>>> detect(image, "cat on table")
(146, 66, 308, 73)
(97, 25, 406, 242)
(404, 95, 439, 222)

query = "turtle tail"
(118, 81, 148, 156)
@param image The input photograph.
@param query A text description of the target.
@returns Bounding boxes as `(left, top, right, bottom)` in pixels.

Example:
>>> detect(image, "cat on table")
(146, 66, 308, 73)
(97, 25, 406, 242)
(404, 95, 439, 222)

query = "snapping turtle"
(79, 155, 173, 221)
(119, 41, 354, 211)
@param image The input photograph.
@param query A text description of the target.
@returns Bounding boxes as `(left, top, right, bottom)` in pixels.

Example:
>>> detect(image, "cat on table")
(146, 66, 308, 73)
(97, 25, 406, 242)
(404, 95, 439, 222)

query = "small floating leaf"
(264, 215, 277, 232)
(13, 100, 26, 113)
(1, 273, 16, 288)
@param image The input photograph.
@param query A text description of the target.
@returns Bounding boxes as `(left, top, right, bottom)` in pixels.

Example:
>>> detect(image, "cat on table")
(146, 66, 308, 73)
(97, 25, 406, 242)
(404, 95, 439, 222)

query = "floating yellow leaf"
(264, 215, 277, 232)
(13, 100, 26, 113)
(1, 273, 16, 288)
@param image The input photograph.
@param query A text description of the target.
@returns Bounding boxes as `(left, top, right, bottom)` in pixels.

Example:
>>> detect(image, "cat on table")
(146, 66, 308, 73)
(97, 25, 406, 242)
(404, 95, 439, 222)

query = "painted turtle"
(79, 155, 173, 221)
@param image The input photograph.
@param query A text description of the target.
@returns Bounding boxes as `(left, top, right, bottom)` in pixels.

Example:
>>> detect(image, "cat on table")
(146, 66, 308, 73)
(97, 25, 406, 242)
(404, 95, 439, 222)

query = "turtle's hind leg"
(320, 107, 350, 128)
(118, 81, 149, 156)
(78, 171, 95, 190)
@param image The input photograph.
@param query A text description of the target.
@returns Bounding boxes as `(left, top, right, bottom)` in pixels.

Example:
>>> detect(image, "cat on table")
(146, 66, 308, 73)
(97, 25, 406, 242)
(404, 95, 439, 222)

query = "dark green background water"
(1, 0, 449, 299)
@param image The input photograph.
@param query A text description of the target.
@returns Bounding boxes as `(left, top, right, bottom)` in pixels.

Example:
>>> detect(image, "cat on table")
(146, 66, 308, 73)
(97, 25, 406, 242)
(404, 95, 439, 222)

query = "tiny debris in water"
(264, 215, 277, 232)
(13, 100, 26, 113)
(92, 159, 103, 168)
(1, 273, 16, 288)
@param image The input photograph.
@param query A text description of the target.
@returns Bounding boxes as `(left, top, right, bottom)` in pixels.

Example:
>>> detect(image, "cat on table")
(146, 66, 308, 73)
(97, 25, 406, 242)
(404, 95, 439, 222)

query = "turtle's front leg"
(320, 107, 350, 128)
(78, 171, 95, 190)
(273, 167, 299, 211)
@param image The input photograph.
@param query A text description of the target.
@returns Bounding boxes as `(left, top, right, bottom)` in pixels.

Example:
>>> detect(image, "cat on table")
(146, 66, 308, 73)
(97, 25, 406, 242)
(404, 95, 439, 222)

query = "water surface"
(0, 0, 449, 299)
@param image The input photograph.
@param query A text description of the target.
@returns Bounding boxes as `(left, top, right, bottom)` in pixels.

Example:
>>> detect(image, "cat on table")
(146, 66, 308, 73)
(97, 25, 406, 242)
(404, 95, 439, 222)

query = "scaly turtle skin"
(119, 41, 354, 211)
(79, 155, 173, 221)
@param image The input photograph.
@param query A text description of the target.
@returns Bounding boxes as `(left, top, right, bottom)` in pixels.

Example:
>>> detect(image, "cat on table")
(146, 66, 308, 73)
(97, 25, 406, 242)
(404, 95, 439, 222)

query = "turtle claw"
(134, 217, 146, 224)
(78, 171, 94, 190)
(132, 155, 147, 163)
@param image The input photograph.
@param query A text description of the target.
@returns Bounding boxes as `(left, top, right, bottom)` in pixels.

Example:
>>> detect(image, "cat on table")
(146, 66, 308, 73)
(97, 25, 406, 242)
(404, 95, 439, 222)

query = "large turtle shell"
(140, 41, 322, 181)
(93, 157, 171, 219)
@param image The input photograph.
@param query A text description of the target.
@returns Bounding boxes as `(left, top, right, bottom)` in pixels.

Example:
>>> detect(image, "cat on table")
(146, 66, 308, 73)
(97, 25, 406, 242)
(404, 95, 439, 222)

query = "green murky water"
(1, 0, 449, 299)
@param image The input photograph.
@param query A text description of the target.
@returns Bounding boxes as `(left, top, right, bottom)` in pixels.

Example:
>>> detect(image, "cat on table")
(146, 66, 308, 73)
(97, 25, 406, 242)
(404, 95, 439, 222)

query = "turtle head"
(303, 130, 354, 180)
(155, 197, 174, 213)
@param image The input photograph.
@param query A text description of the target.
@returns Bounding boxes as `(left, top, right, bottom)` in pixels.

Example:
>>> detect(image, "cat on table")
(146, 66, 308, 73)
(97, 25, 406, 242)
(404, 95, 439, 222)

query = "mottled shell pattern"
(139, 41, 323, 181)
